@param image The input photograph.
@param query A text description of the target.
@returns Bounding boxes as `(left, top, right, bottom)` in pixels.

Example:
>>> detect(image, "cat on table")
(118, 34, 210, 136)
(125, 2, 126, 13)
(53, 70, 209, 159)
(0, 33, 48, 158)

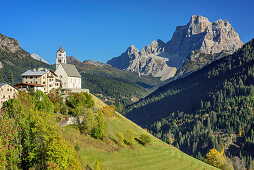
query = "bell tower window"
(59, 54, 61, 56)
(58, 59, 61, 63)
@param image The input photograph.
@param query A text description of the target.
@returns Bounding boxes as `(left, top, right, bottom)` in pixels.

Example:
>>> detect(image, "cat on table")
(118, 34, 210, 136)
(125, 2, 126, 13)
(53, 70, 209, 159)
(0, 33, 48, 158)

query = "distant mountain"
(126, 39, 254, 168)
(67, 56, 161, 106)
(31, 53, 49, 64)
(0, 33, 53, 83)
(107, 15, 243, 80)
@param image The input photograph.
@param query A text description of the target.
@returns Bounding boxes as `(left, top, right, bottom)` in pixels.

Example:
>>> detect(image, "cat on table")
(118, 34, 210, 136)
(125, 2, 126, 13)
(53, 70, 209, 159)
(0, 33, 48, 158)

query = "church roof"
(57, 44, 65, 53)
(61, 64, 82, 78)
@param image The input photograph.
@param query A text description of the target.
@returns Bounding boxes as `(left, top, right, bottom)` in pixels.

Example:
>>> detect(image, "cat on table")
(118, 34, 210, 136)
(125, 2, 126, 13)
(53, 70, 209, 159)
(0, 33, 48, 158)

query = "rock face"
(0, 33, 22, 53)
(31, 53, 49, 64)
(83, 59, 108, 67)
(108, 40, 176, 81)
(107, 15, 243, 80)
(165, 15, 243, 67)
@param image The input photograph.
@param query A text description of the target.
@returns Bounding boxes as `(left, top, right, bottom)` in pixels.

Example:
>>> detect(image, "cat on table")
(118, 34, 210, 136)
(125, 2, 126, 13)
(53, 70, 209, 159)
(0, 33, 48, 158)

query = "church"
(55, 44, 82, 90)
(19, 44, 89, 94)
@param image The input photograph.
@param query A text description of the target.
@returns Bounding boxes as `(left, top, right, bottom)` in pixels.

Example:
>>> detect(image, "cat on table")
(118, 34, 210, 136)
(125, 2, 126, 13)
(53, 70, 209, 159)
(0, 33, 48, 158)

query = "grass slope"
(61, 95, 216, 170)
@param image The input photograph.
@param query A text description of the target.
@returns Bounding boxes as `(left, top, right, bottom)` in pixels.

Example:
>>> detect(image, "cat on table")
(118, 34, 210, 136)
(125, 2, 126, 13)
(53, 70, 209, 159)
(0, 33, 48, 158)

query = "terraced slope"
(61, 95, 216, 170)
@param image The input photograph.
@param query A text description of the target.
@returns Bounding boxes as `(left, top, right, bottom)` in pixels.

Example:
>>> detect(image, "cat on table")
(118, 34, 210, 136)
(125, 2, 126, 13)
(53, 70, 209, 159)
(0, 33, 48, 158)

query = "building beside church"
(55, 45, 82, 90)
(19, 44, 88, 94)
(15, 83, 45, 93)
(21, 68, 60, 93)
(0, 83, 18, 108)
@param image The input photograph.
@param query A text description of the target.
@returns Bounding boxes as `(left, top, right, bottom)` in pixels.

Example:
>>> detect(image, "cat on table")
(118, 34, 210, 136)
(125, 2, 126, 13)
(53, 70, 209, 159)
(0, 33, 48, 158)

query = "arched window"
(59, 54, 61, 56)
(58, 59, 61, 63)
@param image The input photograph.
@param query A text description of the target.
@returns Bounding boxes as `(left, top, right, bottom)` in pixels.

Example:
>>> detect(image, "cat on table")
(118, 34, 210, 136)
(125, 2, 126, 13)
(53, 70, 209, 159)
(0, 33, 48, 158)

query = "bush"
(92, 111, 106, 139)
(139, 134, 151, 146)
(78, 109, 95, 134)
(66, 92, 94, 109)
(94, 160, 105, 170)
(124, 129, 134, 145)
(116, 132, 125, 146)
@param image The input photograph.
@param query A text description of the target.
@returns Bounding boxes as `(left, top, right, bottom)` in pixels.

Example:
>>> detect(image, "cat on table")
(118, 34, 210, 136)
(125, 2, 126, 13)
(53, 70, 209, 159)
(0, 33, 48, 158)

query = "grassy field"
(60, 95, 216, 170)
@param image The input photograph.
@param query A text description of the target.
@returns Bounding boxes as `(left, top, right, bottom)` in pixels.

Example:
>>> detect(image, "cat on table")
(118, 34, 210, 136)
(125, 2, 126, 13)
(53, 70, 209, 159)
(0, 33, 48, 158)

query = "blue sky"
(1, 0, 253, 64)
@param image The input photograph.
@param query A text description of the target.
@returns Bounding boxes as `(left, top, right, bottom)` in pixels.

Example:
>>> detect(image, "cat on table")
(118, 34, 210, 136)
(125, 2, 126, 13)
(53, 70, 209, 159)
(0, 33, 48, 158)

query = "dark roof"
(61, 63, 81, 78)
(57, 44, 65, 53)
(0, 83, 7, 87)
(0, 82, 18, 89)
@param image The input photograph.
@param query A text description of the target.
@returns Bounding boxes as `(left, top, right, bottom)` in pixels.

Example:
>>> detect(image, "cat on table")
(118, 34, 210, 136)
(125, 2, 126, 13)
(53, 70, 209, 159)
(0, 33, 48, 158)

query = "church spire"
(57, 43, 65, 53)
(56, 43, 67, 69)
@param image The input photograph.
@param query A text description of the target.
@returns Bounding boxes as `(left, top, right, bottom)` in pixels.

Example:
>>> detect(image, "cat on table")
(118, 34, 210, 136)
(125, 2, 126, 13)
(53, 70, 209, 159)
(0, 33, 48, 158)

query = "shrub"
(78, 109, 95, 134)
(92, 111, 106, 139)
(94, 160, 105, 170)
(116, 132, 125, 146)
(139, 134, 151, 146)
(124, 129, 134, 145)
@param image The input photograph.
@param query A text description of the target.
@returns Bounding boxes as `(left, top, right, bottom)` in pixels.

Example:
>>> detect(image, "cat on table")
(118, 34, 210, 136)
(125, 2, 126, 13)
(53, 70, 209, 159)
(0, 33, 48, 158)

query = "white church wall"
(67, 77, 81, 89)
(55, 65, 69, 89)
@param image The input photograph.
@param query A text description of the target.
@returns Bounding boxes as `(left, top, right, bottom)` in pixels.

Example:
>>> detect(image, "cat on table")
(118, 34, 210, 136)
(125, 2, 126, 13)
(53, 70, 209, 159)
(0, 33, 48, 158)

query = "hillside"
(60, 94, 215, 169)
(1, 89, 215, 169)
(126, 39, 254, 169)
(0, 33, 53, 83)
(67, 56, 161, 106)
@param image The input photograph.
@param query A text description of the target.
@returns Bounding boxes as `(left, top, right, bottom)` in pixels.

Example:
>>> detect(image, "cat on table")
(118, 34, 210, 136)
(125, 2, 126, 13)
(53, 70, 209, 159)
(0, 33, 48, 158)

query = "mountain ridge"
(125, 39, 254, 169)
(107, 15, 243, 81)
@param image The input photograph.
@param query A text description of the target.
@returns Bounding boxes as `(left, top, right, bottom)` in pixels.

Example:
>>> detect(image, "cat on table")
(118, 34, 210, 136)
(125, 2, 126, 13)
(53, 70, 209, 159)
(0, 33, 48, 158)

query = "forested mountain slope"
(0, 33, 53, 83)
(67, 56, 161, 106)
(126, 39, 254, 169)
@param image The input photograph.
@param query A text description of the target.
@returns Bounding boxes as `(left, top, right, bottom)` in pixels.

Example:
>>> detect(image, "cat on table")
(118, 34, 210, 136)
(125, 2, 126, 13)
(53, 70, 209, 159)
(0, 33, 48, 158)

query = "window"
(10, 88, 12, 91)
(3, 95, 5, 99)
(8, 95, 10, 99)
(58, 59, 61, 63)
(43, 82, 45, 84)
(7, 88, 9, 91)
(59, 54, 61, 56)
(30, 76, 32, 79)
(36, 81, 37, 84)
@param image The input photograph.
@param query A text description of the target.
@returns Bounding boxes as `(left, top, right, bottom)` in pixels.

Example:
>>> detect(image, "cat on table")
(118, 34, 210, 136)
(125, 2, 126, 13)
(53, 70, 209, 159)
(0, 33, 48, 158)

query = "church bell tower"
(56, 43, 66, 69)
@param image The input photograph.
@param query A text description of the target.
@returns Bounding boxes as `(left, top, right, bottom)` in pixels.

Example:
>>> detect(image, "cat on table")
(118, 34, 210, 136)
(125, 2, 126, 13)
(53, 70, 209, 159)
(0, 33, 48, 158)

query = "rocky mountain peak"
(31, 53, 49, 64)
(0, 33, 22, 53)
(157, 39, 165, 47)
(127, 45, 139, 54)
(108, 15, 243, 81)
(187, 15, 212, 35)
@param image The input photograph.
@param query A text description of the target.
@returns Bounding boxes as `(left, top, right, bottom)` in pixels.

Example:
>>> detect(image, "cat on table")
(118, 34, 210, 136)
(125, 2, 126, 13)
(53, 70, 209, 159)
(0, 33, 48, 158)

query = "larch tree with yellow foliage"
(204, 148, 233, 169)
